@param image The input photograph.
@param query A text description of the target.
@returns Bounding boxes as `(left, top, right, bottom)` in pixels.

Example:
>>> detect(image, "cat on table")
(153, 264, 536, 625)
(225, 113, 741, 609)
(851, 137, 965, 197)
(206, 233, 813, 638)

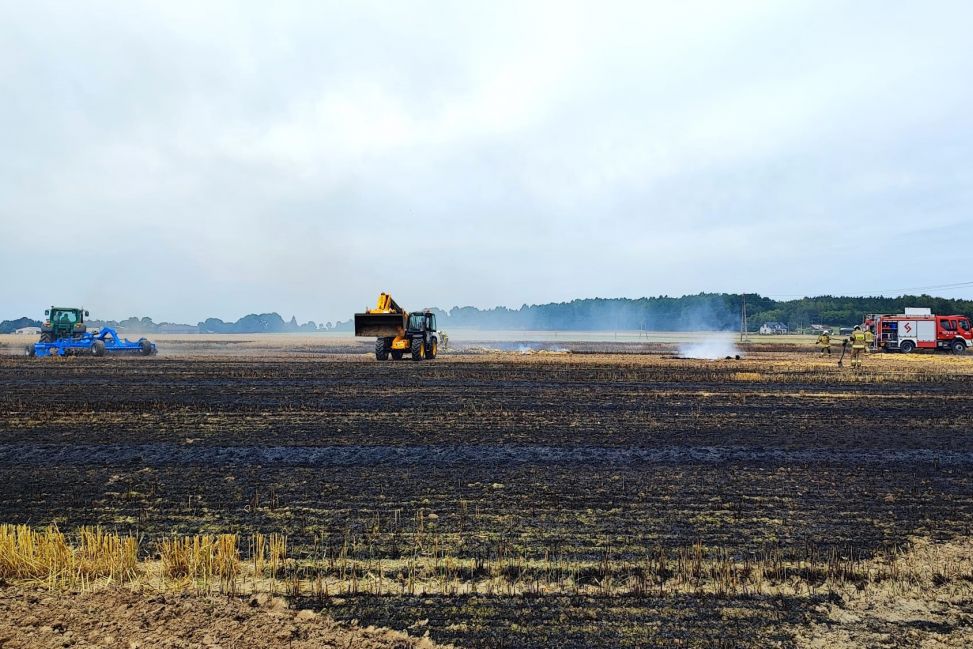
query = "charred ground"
(1, 347, 972, 647)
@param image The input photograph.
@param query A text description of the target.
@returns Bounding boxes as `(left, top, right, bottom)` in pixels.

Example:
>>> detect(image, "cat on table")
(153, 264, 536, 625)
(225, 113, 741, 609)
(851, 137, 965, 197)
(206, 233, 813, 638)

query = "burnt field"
(2, 348, 973, 647)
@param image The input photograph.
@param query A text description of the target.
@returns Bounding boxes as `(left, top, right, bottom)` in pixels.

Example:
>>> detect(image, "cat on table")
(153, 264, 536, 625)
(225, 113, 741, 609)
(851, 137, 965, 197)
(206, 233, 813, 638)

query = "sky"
(1, 0, 971, 324)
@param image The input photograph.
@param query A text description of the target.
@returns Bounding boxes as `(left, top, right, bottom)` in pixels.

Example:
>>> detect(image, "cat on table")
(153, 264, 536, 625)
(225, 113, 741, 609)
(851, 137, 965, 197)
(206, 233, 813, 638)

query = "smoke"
(517, 344, 569, 354)
(678, 337, 740, 360)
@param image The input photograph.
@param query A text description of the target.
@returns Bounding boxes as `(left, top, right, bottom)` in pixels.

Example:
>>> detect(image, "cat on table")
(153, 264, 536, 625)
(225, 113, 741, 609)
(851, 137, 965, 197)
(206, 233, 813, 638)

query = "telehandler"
(354, 293, 439, 361)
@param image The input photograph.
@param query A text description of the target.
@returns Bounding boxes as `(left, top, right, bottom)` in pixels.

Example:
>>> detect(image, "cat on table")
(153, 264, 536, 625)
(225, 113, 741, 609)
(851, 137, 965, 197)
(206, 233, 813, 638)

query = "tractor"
(39, 306, 88, 342)
(27, 306, 157, 358)
(354, 293, 440, 361)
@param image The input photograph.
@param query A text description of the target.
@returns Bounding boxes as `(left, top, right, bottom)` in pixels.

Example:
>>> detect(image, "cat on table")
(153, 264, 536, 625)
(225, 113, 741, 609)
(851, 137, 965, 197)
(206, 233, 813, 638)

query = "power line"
(755, 280, 973, 300)
(876, 281, 973, 293)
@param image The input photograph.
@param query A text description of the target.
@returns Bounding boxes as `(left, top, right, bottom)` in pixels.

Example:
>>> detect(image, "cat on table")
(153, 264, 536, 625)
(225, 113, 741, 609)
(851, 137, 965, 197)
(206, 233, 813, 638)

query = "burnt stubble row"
(2, 352, 972, 647)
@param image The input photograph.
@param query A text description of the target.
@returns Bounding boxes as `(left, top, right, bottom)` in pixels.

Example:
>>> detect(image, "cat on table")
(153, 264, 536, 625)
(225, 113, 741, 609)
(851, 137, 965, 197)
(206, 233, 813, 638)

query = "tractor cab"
(41, 306, 88, 342)
(407, 312, 437, 334)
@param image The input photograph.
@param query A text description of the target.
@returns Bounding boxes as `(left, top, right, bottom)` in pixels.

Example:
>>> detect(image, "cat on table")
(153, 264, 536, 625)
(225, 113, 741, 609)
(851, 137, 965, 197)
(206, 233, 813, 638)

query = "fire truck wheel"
(951, 340, 966, 354)
(899, 340, 916, 354)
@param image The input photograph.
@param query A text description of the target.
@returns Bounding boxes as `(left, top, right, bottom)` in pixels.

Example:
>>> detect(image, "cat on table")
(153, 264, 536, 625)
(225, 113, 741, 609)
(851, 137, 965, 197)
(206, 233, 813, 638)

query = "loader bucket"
(355, 312, 406, 337)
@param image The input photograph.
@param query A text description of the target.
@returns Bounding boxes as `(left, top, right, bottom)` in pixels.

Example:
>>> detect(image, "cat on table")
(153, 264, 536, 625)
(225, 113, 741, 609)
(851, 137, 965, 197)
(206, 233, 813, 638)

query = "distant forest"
(0, 313, 325, 335)
(3, 294, 972, 334)
(418, 294, 973, 332)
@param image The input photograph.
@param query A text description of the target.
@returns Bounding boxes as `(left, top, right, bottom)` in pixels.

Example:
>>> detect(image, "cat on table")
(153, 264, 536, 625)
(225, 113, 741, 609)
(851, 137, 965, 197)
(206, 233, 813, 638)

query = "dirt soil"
(0, 587, 446, 649)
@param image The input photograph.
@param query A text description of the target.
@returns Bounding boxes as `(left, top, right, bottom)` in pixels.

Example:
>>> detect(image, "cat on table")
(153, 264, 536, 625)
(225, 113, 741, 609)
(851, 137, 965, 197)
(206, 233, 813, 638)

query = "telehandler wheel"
(91, 340, 106, 357)
(411, 337, 425, 361)
(391, 350, 403, 360)
(375, 338, 390, 360)
(427, 338, 438, 359)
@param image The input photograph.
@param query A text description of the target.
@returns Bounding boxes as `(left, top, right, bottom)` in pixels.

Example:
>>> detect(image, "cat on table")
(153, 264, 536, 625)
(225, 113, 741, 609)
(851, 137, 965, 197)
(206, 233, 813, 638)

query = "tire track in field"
(1, 442, 971, 467)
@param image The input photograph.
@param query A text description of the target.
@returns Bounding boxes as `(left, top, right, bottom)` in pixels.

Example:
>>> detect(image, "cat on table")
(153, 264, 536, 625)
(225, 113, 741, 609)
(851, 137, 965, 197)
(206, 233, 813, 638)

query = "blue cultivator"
(29, 327, 157, 358)
(26, 306, 157, 358)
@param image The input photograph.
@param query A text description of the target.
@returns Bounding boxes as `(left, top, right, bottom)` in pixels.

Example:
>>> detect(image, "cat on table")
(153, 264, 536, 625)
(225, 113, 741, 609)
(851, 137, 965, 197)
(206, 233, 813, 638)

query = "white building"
(758, 322, 788, 335)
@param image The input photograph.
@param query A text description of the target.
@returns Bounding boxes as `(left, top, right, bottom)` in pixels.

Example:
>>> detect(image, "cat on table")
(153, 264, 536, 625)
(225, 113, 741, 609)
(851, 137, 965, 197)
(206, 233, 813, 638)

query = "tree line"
(425, 293, 973, 331)
(4, 293, 972, 334)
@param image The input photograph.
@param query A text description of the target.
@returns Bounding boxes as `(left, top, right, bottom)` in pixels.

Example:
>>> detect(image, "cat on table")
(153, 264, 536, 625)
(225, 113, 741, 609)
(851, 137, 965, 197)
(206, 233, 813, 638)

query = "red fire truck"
(864, 308, 972, 354)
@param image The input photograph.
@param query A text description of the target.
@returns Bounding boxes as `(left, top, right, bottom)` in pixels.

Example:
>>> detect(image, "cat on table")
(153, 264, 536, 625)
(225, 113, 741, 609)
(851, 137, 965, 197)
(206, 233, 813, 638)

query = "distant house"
(758, 322, 788, 335)
(14, 327, 41, 335)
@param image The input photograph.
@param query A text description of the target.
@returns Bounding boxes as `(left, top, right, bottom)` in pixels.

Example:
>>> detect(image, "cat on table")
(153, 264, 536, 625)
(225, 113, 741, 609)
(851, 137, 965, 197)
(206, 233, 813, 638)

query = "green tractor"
(40, 306, 89, 342)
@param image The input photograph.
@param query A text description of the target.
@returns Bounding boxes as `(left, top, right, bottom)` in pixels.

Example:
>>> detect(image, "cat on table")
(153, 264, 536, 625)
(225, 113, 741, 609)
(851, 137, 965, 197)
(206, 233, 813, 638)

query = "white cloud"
(1, 0, 972, 322)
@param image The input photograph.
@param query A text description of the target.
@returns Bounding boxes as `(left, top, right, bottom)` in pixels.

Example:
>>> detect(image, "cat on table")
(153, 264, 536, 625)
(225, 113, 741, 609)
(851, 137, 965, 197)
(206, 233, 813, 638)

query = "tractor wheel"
(899, 340, 916, 354)
(951, 340, 966, 354)
(140, 339, 153, 356)
(411, 337, 425, 361)
(427, 337, 438, 359)
(25, 345, 35, 358)
(40, 333, 52, 343)
(91, 340, 106, 357)
(375, 338, 390, 360)
(391, 350, 403, 360)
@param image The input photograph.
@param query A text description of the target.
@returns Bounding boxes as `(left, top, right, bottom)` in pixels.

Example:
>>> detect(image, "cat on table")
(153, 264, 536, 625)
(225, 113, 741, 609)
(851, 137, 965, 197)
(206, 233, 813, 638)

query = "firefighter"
(849, 325, 867, 369)
(864, 326, 875, 353)
(815, 330, 832, 355)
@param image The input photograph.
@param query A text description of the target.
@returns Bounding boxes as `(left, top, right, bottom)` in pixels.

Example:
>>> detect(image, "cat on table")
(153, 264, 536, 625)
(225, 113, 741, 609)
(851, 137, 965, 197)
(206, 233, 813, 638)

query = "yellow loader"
(354, 293, 440, 361)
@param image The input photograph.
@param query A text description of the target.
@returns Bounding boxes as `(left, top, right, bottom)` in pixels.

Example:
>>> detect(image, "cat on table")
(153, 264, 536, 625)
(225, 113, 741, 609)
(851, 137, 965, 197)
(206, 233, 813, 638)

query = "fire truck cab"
(865, 308, 972, 354)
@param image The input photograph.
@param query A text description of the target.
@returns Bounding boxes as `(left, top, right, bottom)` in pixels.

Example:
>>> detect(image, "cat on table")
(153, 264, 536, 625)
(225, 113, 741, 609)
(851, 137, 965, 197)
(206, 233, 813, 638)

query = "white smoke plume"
(517, 344, 569, 355)
(678, 338, 741, 360)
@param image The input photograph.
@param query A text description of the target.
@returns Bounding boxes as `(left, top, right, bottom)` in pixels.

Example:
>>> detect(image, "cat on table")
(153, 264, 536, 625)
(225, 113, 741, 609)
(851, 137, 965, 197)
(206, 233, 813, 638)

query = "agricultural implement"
(354, 292, 439, 361)
(26, 306, 157, 358)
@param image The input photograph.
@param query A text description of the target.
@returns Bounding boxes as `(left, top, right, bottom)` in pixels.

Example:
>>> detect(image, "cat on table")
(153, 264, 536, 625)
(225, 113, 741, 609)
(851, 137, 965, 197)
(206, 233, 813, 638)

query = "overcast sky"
(1, 1, 971, 323)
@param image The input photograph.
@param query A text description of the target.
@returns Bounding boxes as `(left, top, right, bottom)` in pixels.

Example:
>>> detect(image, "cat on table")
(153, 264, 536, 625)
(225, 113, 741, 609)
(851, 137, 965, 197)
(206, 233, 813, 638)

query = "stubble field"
(1, 335, 972, 647)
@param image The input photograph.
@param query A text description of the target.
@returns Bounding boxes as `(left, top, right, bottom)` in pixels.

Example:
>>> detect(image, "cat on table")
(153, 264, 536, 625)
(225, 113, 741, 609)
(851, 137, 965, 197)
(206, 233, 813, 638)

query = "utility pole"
(740, 294, 748, 343)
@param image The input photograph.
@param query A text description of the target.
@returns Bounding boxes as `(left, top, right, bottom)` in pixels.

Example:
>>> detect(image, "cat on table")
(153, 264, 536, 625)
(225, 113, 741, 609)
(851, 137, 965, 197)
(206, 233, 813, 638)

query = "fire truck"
(864, 308, 972, 354)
